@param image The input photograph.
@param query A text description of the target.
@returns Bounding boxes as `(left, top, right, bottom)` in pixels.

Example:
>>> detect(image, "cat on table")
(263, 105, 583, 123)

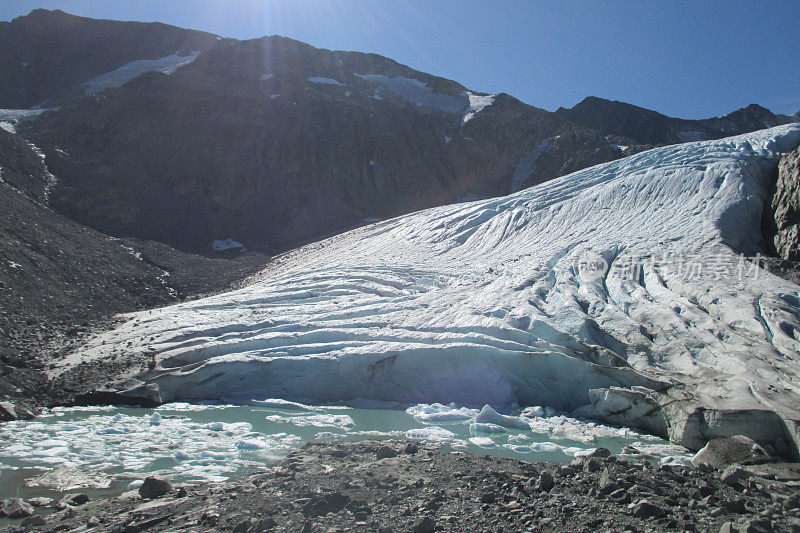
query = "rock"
(376, 446, 398, 459)
(741, 519, 772, 533)
(0, 498, 34, 518)
(536, 471, 555, 491)
(598, 467, 618, 494)
(719, 522, 737, 533)
(21, 515, 47, 527)
(721, 465, 751, 485)
(722, 497, 748, 514)
(479, 492, 496, 504)
(138, 476, 172, 499)
(765, 145, 800, 260)
(691, 436, 771, 470)
(630, 499, 665, 519)
(583, 458, 602, 472)
(558, 466, 577, 476)
(27, 497, 52, 507)
(412, 516, 435, 533)
(302, 492, 350, 517)
(588, 447, 611, 458)
(0, 401, 26, 421)
(59, 493, 89, 507)
(404, 443, 419, 455)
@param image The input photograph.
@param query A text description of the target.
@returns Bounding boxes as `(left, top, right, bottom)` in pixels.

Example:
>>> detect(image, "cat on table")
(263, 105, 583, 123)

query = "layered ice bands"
(59, 125, 800, 456)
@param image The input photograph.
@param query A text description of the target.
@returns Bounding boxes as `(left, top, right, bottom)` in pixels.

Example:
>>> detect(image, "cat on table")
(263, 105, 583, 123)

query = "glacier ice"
(58, 125, 800, 455)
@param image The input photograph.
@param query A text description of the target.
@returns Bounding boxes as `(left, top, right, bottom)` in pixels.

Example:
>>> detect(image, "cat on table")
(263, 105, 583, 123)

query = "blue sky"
(2, 1, 798, 118)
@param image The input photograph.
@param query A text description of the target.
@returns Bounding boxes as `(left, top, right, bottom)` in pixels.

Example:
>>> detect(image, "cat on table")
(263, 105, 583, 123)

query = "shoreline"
(2, 440, 799, 532)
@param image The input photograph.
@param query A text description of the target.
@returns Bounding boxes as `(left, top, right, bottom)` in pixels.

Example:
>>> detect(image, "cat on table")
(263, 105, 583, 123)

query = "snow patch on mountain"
(353, 73, 467, 114)
(308, 77, 345, 86)
(462, 91, 495, 123)
(60, 125, 800, 454)
(83, 51, 202, 94)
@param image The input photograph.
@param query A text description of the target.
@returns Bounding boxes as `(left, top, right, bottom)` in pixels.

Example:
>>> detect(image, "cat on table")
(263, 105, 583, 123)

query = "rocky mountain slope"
(57, 125, 800, 457)
(0, 128, 268, 407)
(556, 96, 796, 146)
(0, 9, 224, 109)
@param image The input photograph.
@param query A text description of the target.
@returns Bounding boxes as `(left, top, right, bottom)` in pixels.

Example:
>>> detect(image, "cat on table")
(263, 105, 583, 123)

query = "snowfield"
(59, 125, 800, 456)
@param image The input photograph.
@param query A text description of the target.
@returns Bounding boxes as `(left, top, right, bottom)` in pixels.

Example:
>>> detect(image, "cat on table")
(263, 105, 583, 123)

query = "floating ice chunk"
(149, 412, 162, 425)
(308, 76, 345, 86)
(405, 426, 458, 444)
(473, 405, 529, 429)
(520, 406, 545, 418)
(469, 422, 507, 434)
(507, 434, 531, 443)
(27, 468, 112, 490)
(250, 398, 320, 411)
(406, 403, 478, 423)
(529, 441, 563, 453)
(469, 436, 496, 447)
(264, 414, 354, 429)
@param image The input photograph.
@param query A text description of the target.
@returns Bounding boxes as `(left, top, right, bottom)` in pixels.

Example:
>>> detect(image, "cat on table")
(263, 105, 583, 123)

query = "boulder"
(0, 498, 34, 519)
(302, 492, 350, 517)
(630, 498, 665, 519)
(691, 435, 771, 470)
(376, 446, 398, 459)
(138, 476, 172, 499)
(0, 401, 32, 421)
(412, 517, 436, 533)
(720, 465, 751, 486)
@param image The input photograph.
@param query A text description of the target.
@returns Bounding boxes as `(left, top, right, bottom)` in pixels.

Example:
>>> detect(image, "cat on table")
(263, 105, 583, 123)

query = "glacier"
(57, 125, 800, 456)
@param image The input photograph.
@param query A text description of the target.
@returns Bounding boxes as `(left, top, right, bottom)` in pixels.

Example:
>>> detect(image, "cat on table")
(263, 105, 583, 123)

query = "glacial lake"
(0, 401, 691, 502)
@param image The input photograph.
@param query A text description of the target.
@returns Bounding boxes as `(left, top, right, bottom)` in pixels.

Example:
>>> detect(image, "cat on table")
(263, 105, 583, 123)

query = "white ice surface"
(83, 52, 201, 94)
(59, 125, 800, 448)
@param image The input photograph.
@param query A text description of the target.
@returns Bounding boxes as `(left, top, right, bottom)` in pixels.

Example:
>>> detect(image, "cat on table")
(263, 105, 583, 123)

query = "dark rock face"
(0, 9, 223, 108)
(0, 128, 268, 406)
(556, 96, 793, 145)
(767, 145, 800, 260)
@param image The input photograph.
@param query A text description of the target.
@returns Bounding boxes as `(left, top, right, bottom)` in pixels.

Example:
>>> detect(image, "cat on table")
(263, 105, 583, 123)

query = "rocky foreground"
(2, 440, 800, 533)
